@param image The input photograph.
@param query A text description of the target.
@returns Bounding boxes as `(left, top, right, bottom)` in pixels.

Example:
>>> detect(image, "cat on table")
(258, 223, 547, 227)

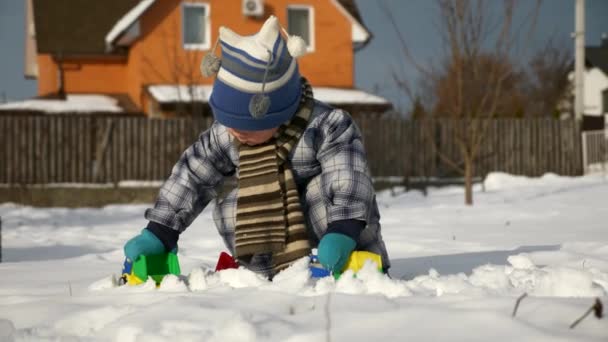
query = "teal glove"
(124, 229, 166, 262)
(317, 233, 357, 273)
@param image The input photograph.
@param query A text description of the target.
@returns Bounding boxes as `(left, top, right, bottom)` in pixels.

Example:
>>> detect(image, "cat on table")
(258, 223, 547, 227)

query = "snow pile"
(482, 172, 600, 192)
(88, 253, 606, 300)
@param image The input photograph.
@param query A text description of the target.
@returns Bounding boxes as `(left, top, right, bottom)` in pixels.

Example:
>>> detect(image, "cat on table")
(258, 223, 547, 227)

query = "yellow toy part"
(342, 251, 383, 273)
(123, 271, 146, 286)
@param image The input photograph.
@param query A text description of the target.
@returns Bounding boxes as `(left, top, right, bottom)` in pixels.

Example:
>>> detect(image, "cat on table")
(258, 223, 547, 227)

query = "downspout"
(56, 51, 66, 99)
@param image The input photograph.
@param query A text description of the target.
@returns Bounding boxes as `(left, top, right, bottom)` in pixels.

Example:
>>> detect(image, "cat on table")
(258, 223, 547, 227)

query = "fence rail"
(0, 114, 582, 185)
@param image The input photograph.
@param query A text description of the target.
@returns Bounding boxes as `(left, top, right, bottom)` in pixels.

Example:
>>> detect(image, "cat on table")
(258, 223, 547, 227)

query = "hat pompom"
(286, 35, 307, 58)
(249, 94, 271, 119)
(201, 53, 221, 77)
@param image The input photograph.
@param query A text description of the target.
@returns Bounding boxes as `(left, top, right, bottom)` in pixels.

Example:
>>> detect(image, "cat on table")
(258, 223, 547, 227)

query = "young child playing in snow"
(123, 16, 390, 278)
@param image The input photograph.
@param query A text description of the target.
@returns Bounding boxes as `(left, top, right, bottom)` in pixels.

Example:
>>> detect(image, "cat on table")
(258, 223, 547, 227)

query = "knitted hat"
(203, 16, 307, 131)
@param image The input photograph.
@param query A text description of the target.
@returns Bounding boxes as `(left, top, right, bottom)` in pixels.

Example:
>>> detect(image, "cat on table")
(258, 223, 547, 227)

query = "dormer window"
(287, 5, 314, 52)
(182, 3, 210, 50)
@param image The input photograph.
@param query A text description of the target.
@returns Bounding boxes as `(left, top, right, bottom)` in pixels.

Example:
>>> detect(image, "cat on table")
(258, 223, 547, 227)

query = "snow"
(147, 85, 389, 105)
(0, 172, 607, 341)
(105, 0, 156, 51)
(331, 0, 370, 43)
(0, 95, 123, 113)
(313, 87, 389, 104)
(0, 181, 164, 188)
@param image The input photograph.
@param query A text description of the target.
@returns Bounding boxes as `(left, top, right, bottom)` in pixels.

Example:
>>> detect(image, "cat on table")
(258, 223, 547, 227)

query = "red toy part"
(215, 252, 239, 271)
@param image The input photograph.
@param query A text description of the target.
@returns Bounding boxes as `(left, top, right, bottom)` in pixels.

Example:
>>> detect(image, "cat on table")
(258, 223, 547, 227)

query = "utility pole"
(574, 0, 585, 121)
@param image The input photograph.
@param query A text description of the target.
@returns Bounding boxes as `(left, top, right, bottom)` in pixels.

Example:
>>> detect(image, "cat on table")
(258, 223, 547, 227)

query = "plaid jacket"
(145, 100, 390, 269)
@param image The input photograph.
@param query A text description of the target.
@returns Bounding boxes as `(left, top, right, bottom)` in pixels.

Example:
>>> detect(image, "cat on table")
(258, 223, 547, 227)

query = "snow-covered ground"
(0, 172, 607, 341)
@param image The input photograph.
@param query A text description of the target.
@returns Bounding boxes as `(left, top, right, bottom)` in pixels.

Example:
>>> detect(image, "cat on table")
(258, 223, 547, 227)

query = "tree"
(410, 96, 428, 119)
(522, 39, 573, 118)
(431, 53, 527, 118)
(383, 0, 541, 205)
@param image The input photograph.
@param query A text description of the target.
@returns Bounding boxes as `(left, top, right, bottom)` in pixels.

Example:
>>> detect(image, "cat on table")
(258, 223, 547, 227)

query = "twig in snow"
(512, 293, 528, 317)
(68, 281, 72, 297)
(570, 298, 603, 329)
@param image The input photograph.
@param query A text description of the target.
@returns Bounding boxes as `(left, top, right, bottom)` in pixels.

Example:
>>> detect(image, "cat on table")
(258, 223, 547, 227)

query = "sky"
(0, 0, 607, 110)
(354, 0, 608, 111)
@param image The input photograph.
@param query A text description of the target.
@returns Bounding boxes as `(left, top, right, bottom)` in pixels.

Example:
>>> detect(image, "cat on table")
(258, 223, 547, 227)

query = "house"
(19, 0, 391, 116)
(582, 36, 608, 130)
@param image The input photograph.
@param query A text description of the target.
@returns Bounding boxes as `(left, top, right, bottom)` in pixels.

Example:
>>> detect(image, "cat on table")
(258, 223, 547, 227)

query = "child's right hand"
(123, 229, 167, 262)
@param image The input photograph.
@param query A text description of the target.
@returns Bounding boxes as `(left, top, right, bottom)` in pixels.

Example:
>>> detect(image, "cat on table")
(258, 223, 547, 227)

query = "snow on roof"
(0, 95, 124, 113)
(105, 0, 155, 51)
(331, 0, 371, 44)
(148, 85, 214, 103)
(147, 85, 389, 104)
(314, 87, 388, 104)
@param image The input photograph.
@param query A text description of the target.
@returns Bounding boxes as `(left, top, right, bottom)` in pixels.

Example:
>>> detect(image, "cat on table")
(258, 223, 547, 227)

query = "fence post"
(581, 131, 588, 175)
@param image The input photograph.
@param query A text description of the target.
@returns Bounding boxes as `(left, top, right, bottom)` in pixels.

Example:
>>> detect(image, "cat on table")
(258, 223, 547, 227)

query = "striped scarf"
(234, 78, 313, 274)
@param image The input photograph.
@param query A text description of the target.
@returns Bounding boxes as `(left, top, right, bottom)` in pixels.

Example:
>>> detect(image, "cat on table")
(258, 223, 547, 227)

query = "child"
(124, 16, 390, 278)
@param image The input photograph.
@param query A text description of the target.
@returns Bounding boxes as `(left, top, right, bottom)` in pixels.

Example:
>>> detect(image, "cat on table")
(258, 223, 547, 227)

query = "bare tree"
(383, 0, 541, 205)
(141, 16, 205, 119)
(522, 39, 573, 118)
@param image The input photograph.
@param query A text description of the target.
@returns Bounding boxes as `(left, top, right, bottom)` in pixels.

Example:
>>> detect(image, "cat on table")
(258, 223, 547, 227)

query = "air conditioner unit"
(243, 0, 264, 17)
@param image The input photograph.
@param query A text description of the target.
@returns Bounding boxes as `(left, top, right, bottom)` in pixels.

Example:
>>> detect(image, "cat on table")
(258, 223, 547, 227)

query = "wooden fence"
(0, 114, 212, 184)
(0, 114, 582, 185)
(355, 116, 583, 179)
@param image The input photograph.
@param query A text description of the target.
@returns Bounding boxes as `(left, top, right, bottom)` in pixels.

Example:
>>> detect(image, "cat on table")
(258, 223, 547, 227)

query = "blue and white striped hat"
(204, 16, 307, 131)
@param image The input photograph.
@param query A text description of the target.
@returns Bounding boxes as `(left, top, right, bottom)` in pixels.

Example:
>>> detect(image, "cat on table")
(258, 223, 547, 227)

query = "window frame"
(182, 2, 211, 50)
(286, 4, 315, 53)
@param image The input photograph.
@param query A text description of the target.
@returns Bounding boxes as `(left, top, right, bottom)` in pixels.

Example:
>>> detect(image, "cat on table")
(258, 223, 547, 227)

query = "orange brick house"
(24, 0, 390, 116)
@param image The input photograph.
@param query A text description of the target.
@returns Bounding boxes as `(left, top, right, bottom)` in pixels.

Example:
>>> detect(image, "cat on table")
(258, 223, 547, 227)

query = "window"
(182, 3, 210, 50)
(287, 5, 314, 52)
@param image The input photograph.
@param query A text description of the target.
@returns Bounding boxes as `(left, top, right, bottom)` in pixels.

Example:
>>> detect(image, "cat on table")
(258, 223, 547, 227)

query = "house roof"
(335, 0, 371, 46)
(33, 0, 140, 55)
(586, 46, 608, 75)
(0, 95, 125, 113)
(104, 0, 372, 51)
(337, 0, 364, 26)
(33, 0, 371, 55)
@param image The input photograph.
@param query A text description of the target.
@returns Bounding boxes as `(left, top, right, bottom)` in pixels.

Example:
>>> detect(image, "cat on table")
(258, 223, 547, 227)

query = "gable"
(33, 0, 140, 55)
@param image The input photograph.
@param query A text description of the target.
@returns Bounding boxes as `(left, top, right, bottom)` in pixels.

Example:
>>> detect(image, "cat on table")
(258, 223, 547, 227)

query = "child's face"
(227, 127, 278, 146)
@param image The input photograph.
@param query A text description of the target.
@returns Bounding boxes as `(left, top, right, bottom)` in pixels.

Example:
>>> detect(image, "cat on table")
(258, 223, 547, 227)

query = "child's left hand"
(317, 233, 356, 273)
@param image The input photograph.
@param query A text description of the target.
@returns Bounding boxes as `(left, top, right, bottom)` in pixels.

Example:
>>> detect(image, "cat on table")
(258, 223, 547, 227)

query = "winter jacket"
(144, 100, 391, 272)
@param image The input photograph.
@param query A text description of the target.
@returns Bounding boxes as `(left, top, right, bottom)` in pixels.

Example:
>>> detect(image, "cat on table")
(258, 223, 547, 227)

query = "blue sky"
(354, 0, 608, 111)
(1, 0, 607, 110)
